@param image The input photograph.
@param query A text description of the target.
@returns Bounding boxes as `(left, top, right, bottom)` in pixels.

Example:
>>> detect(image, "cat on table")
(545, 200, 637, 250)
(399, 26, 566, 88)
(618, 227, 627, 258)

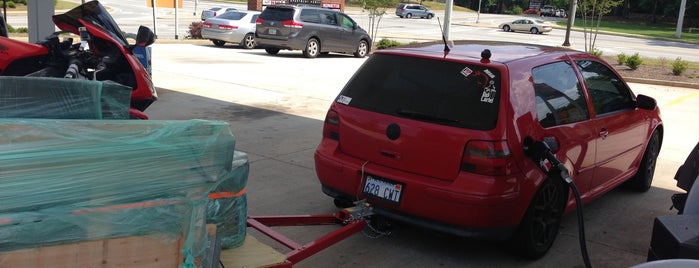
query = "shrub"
(6, 1, 15, 8)
(589, 48, 603, 57)
(511, 6, 523, 14)
(187, 21, 203, 39)
(376, 39, 402, 49)
(6, 24, 14, 33)
(15, 27, 28, 33)
(625, 52, 643, 70)
(671, 57, 689, 76)
(616, 53, 627, 65)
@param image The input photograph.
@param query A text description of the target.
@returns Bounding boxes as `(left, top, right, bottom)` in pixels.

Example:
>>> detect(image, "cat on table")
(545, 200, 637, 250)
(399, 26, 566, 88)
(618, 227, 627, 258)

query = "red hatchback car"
(314, 41, 663, 258)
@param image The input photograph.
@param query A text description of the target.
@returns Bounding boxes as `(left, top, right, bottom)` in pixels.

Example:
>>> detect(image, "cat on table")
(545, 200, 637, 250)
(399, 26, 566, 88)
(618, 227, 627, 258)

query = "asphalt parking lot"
(147, 43, 699, 267)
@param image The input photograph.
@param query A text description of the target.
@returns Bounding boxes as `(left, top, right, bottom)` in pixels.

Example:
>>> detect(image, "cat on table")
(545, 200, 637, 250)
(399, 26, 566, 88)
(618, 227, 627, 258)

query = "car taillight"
(219, 25, 238, 30)
(203, 22, 213, 28)
(323, 109, 339, 141)
(255, 17, 264, 24)
(282, 20, 303, 28)
(461, 140, 517, 176)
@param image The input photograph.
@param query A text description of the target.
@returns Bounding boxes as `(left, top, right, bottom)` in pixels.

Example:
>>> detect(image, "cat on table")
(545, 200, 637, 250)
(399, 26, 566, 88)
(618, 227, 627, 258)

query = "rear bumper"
(201, 29, 245, 43)
(255, 35, 306, 50)
(314, 144, 527, 240)
(322, 185, 517, 240)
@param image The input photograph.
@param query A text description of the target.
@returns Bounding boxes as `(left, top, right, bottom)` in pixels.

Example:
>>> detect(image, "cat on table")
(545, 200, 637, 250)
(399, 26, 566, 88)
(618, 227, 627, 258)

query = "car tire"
(530, 28, 539, 34)
(427, 14, 433, 19)
(399, 15, 404, 18)
(265, 48, 280, 55)
(241, 33, 255, 49)
(406, 13, 412, 19)
(303, 38, 320, 58)
(212, 40, 226, 47)
(503, 25, 511, 32)
(509, 177, 566, 259)
(626, 131, 661, 192)
(354, 40, 369, 58)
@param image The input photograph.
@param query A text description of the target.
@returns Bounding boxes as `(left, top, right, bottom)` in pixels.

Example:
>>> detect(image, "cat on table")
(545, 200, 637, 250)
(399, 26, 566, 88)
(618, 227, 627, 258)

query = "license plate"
(269, 28, 277, 35)
(363, 175, 403, 204)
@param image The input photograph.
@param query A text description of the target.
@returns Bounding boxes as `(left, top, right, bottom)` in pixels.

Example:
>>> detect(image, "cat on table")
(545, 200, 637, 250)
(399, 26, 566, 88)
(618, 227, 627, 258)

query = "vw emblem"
(386, 124, 401, 141)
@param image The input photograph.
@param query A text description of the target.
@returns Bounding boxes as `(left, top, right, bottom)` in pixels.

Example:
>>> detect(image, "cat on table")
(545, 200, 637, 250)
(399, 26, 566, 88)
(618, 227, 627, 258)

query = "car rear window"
(336, 54, 501, 130)
(259, 7, 295, 21)
(217, 11, 246, 20)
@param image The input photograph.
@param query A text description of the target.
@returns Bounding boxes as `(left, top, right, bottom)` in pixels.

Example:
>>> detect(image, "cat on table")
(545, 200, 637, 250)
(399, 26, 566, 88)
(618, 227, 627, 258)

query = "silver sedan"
(201, 11, 261, 49)
(498, 18, 553, 34)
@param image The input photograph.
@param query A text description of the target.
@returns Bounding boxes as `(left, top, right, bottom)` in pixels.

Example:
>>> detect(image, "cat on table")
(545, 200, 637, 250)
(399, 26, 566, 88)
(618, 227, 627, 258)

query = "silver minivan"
(395, 3, 435, 19)
(255, 5, 372, 58)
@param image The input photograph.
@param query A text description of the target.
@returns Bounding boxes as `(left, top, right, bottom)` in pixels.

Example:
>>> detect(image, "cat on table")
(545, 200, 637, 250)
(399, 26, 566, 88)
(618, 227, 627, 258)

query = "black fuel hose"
(524, 138, 592, 268)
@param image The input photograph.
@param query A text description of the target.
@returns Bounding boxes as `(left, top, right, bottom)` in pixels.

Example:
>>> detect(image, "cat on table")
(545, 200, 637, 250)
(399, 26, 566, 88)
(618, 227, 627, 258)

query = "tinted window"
(217, 11, 246, 20)
(576, 60, 635, 115)
(337, 54, 501, 130)
(533, 61, 589, 128)
(318, 10, 337, 25)
(250, 14, 260, 23)
(300, 9, 321, 23)
(260, 7, 295, 21)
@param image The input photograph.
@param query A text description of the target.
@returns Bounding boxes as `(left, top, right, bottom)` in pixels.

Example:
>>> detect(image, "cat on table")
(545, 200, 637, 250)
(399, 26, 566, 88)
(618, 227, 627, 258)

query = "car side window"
(532, 61, 590, 128)
(250, 14, 259, 23)
(575, 60, 635, 116)
(299, 9, 321, 24)
(338, 14, 354, 29)
(319, 11, 337, 25)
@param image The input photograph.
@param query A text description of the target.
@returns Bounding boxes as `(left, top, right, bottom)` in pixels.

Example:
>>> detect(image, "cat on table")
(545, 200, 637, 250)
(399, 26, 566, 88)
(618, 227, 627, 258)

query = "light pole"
(477, 0, 482, 23)
(562, 0, 577, 47)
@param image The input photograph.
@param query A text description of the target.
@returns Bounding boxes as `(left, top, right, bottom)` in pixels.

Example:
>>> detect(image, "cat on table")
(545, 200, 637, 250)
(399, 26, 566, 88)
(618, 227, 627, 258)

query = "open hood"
(52, 1, 128, 47)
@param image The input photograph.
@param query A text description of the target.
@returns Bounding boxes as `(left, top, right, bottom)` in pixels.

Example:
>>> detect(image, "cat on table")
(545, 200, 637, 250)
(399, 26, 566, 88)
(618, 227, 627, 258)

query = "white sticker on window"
(461, 67, 473, 77)
(481, 81, 496, 103)
(484, 69, 495, 79)
(336, 95, 352, 105)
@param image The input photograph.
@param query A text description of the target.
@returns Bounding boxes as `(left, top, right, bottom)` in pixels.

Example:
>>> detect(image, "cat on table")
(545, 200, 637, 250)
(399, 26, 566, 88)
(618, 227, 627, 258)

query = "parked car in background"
(539, 5, 555, 16)
(255, 5, 371, 58)
(556, 9, 568, 17)
(201, 7, 238, 21)
(315, 40, 662, 259)
(201, 10, 261, 49)
(499, 18, 553, 34)
(395, 3, 435, 19)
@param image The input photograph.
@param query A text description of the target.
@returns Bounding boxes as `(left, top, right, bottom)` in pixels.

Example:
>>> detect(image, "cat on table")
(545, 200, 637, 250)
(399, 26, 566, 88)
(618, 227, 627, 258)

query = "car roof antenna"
(436, 17, 452, 56)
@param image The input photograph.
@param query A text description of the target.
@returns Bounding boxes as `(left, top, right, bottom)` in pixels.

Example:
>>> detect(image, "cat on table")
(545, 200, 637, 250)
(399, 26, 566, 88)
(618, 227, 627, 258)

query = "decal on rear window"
(336, 95, 352, 105)
(461, 67, 473, 77)
(481, 81, 497, 103)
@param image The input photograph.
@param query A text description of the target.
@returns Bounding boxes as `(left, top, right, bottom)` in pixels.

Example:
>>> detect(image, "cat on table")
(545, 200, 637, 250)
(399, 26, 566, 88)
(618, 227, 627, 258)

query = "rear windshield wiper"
(396, 108, 460, 123)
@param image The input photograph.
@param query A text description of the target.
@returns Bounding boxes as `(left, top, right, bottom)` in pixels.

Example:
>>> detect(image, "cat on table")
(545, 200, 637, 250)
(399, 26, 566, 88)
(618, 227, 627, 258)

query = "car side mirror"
(637, 94, 657, 110)
(135, 25, 155, 47)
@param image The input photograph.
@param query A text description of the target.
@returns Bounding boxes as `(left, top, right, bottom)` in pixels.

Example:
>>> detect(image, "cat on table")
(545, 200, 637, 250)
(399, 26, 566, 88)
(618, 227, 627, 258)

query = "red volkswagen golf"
(314, 41, 663, 258)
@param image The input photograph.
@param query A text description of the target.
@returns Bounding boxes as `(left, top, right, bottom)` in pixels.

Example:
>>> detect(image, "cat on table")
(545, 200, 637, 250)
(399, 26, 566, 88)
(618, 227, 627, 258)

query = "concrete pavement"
(146, 43, 699, 267)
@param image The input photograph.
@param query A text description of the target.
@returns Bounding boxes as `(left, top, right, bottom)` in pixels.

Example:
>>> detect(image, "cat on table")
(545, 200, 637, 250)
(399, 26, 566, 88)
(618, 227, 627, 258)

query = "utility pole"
(443, 0, 453, 41)
(562, 0, 577, 47)
(675, 0, 687, 38)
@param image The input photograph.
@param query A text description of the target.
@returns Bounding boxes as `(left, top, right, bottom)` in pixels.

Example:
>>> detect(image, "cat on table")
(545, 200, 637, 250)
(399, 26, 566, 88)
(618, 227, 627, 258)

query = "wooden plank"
(0, 235, 182, 268)
(220, 234, 287, 268)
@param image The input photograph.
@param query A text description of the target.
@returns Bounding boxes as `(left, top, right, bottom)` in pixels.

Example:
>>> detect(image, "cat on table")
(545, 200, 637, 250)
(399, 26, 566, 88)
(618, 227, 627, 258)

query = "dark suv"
(255, 5, 371, 58)
(315, 40, 663, 258)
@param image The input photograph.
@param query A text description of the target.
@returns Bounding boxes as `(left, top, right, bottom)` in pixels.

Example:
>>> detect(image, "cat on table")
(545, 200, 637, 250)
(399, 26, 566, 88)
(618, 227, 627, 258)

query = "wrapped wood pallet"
(0, 119, 248, 267)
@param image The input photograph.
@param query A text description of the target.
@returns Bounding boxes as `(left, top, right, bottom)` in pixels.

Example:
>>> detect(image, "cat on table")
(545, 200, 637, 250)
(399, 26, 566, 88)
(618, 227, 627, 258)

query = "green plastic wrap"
(0, 119, 248, 267)
(0, 77, 132, 119)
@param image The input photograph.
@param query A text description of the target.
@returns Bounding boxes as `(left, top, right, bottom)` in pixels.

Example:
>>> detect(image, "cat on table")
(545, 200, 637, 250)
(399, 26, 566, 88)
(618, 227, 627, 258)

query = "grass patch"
(556, 19, 699, 43)
(3, 1, 79, 11)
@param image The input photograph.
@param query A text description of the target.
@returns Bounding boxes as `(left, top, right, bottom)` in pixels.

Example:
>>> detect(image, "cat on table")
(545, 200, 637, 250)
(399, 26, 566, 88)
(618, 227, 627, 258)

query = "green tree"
(363, 0, 399, 41)
(578, 0, 623, 53)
